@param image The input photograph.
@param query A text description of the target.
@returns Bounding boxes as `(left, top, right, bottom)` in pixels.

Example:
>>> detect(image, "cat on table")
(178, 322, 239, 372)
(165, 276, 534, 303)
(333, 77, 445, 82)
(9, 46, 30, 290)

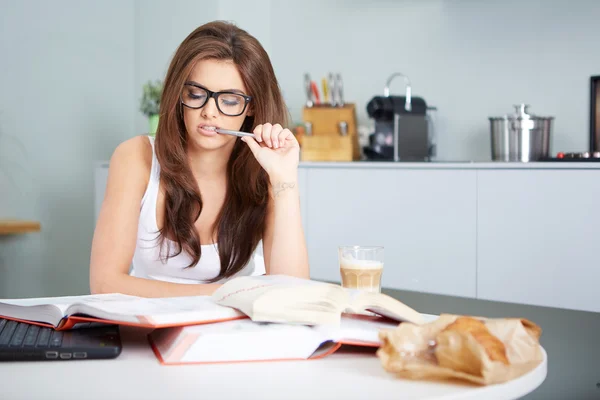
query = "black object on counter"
(366, 95, 428, 118)
(590, 75, 600, 154)
(362, 72, 434, 162)
(363, 96, 430, 162)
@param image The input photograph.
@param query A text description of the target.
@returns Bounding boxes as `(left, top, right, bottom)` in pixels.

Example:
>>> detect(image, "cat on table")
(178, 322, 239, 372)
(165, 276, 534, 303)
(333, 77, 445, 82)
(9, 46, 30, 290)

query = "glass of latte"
(338, 246, 384, 293)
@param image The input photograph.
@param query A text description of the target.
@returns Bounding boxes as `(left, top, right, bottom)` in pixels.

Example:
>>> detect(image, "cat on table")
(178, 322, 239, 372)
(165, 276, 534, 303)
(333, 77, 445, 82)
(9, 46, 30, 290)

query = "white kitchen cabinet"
(477, 170, 600, 313)
(303, 167, 477, 298)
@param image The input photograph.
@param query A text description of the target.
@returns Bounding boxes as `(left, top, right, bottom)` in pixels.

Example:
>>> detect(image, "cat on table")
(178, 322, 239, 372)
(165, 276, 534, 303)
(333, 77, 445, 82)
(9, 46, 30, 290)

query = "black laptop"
(0, 318, 122, 361)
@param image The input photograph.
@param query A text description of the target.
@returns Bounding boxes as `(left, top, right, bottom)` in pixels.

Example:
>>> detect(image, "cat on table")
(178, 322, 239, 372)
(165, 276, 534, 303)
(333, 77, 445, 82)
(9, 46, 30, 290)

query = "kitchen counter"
(96, 160, 600, 170)
(298, 161, 600, 170)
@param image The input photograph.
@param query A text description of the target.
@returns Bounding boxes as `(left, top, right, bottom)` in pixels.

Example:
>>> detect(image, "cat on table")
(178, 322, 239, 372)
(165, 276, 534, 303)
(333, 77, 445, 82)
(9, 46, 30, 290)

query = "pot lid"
(489, 104, 554, 121)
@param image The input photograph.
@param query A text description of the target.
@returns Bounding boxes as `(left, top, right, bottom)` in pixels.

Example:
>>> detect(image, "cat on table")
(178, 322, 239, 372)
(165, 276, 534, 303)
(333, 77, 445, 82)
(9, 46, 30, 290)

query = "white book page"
(0, 294, 132, 314)
(212, 275, 325, 317)
(0, 293, 136, 325)
(67, 295, 244, 324)
(177, 319, 328, 363)
(0, 298, 69, 316)
(314, 314, 400, 345)
(347, 291, 425, 325)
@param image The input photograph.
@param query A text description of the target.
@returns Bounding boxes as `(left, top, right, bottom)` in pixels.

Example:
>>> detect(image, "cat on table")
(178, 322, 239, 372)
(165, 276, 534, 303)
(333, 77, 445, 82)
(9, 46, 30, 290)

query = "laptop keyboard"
(0, 319, 63, 349)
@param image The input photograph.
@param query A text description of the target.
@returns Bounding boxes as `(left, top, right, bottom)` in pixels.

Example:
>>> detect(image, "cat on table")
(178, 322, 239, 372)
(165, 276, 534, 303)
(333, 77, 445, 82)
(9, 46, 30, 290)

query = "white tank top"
(130, 136, 266, 284)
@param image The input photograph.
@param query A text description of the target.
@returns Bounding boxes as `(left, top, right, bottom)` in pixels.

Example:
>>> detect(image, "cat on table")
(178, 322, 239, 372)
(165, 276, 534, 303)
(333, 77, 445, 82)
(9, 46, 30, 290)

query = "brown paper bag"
(377, 314, 543, 385)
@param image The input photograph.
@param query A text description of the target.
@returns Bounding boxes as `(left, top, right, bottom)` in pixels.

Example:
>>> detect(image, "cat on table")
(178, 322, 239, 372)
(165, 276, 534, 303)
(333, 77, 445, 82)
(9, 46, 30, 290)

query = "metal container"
(489, 104, 554, 162)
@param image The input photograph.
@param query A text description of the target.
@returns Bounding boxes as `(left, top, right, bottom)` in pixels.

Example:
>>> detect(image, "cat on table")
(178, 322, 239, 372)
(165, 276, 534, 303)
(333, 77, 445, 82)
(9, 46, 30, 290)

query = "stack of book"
(0, 275, 425, 365)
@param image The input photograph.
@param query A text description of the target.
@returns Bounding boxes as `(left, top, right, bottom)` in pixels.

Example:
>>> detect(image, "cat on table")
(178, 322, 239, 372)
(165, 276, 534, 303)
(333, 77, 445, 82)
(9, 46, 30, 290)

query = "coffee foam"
(340, 258, 383, 270)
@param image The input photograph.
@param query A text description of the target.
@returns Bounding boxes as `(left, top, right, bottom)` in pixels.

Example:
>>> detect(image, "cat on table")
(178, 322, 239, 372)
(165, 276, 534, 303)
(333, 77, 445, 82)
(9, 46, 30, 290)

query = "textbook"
(0, 293, 245, 330)
(0, 275, 424, 330)
(211, 275, 425, 326)
(149, 313, 400, 365)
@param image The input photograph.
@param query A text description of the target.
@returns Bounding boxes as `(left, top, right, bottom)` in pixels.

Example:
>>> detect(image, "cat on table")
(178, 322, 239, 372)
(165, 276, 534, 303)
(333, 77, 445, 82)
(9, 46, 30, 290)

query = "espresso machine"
(363, 73, 436, 161)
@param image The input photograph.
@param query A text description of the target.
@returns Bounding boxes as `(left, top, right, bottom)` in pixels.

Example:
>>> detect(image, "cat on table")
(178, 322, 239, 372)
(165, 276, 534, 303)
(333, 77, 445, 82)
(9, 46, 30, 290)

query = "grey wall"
(137, 0, 600, 160)
(0, 0, 135, 297)
(134, 0, 219, 134)
(266, 0, 600, 161)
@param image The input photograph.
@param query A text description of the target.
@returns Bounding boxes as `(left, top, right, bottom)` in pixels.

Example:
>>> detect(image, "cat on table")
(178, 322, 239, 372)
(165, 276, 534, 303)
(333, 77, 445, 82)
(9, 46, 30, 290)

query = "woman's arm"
(243, 123, 310, 279)
(89, 136, 221, 297)
(262, 172, 310, 278)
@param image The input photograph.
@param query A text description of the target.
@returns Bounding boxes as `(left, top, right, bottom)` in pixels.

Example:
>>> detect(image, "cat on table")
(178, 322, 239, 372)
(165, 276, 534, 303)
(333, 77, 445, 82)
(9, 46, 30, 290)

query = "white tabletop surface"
(0, 324, 547, 400)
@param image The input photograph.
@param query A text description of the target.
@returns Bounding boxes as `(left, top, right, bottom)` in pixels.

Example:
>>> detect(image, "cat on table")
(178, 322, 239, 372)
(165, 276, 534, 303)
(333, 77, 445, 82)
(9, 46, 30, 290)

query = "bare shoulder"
(110, 135, 152, 171)
(111, 135, 152, 166)
(107, 135, 153, 193)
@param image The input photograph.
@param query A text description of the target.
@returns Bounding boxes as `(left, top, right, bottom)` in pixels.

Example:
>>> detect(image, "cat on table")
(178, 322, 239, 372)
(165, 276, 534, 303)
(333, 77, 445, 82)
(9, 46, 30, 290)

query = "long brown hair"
(153, 21, 288, 282)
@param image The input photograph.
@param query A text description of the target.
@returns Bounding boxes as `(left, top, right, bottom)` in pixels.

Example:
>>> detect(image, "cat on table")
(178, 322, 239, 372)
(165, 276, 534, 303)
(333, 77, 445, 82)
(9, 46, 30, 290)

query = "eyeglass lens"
(181, 85, 247, 116)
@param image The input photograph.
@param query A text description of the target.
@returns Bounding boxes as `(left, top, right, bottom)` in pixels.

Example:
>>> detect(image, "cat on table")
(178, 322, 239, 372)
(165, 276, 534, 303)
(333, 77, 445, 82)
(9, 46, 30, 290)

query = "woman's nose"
(201, 97, 219, 118)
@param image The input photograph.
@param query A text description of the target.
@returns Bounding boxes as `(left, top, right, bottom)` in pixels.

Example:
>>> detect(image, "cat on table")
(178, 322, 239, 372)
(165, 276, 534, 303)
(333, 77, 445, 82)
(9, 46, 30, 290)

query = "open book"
(149, 314, 400, 365)
(211, 275, 425, 326)
(0, 293, 245, 330)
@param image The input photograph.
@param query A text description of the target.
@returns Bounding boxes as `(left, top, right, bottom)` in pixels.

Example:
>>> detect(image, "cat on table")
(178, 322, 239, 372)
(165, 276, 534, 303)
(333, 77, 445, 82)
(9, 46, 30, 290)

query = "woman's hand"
(241, 123, 300, 181)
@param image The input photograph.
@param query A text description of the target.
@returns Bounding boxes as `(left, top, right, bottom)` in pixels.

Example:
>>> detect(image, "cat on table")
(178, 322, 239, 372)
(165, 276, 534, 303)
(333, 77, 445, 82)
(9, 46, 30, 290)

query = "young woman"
(90, 21, 309, 297)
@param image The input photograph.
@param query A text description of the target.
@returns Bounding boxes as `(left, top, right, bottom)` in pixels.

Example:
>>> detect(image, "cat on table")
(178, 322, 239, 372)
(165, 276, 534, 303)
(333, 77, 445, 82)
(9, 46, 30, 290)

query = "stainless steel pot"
(489, 104, 554, 162)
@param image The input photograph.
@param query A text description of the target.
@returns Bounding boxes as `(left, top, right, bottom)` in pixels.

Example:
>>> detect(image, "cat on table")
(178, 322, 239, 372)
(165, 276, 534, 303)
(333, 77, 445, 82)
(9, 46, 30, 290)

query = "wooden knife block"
(300, 104, 360, 162)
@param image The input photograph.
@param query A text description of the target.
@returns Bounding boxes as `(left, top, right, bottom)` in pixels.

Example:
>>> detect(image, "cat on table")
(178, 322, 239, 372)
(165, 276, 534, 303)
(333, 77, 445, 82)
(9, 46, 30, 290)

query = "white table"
(1, 326, 546, 400)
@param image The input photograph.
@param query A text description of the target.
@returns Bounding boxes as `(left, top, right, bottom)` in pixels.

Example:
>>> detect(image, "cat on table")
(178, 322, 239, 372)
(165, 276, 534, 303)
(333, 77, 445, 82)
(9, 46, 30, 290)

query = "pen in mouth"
(215, 128, 256, 138)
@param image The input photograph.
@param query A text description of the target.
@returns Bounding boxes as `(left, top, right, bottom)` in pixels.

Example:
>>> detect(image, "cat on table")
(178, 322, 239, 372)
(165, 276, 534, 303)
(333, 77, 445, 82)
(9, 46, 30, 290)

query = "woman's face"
(181, 59, 252, 151)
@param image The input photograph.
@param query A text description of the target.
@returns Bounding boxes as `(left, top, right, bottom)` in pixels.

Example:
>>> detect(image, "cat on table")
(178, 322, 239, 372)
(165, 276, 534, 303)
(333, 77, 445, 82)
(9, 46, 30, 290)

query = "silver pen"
(215, 128, 256, 138)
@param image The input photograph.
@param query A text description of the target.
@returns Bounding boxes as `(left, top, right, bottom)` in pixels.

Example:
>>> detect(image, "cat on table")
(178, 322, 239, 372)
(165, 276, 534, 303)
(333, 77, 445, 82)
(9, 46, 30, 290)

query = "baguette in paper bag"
(377, 314, 543, 385)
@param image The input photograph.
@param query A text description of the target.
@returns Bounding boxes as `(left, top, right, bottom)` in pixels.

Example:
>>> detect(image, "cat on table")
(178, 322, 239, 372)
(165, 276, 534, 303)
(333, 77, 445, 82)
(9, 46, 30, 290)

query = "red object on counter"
(310, 81, 320, 104)
(557, 152, 564, 159)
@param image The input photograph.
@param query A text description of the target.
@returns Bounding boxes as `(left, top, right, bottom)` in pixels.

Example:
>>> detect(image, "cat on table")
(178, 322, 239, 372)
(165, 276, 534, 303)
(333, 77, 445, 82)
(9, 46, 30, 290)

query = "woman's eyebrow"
(185, 80, 245, 95)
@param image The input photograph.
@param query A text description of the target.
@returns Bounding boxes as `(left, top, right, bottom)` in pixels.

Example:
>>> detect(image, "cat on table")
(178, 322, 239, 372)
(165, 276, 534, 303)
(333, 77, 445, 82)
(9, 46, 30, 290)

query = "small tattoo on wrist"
(273, 181, 296, 197)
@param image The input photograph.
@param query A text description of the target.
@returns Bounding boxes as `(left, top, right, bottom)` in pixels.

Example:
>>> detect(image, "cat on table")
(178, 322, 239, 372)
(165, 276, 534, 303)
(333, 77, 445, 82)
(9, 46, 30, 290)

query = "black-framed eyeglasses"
(180, 82, 252, 117)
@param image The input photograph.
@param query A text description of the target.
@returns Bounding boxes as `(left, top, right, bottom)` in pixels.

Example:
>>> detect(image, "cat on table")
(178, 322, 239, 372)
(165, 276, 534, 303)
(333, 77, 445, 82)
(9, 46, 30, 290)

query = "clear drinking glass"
(338, 246, 384, 293)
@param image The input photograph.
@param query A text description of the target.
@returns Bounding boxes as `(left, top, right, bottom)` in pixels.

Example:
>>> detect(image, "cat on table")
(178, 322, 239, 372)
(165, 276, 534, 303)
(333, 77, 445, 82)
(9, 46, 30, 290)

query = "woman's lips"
(198, 125, 219, 137)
